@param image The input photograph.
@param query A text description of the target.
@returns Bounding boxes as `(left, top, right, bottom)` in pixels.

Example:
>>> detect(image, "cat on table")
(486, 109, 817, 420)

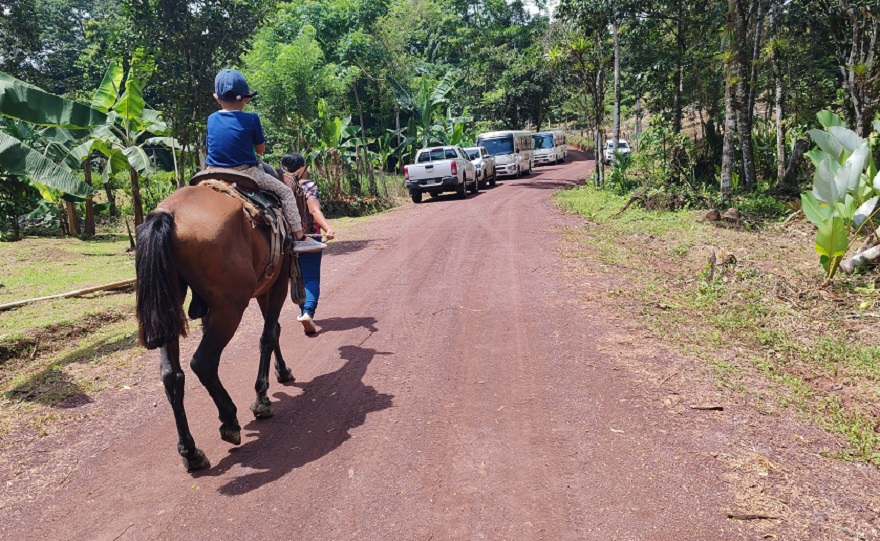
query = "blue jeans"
(298, 242, 322, 317)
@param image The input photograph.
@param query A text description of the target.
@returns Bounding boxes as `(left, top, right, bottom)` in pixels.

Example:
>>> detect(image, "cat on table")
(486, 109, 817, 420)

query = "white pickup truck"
(404, 146, 478, 203)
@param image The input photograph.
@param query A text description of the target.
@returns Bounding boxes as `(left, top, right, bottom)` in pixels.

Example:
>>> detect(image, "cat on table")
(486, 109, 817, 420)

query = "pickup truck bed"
(404, 146, 478, 203)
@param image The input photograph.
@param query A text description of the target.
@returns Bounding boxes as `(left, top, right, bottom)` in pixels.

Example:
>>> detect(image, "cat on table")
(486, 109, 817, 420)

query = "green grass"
(0, 235, 135, 342)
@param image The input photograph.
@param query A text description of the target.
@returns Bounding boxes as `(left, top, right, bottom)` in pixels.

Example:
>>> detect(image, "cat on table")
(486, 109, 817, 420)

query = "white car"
(603, 139, 632, 165)
(463, 146, 496, 188)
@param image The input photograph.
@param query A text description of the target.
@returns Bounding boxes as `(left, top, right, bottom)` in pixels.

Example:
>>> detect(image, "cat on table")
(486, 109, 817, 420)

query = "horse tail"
(135, 210, 188, 349)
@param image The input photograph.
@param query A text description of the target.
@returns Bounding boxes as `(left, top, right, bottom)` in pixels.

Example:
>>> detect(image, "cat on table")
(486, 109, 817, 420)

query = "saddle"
(189, 166, 306, 304)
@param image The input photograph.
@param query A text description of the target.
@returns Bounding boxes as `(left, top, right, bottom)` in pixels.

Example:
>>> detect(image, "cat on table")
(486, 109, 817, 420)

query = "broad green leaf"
(92, 60, 124, 113)
(67, 139, 96, 163)
(817, 110, 845, 129)
(30, 180, 59, 202)
(815, 216, 849, 258)
(843, 194, 856, 222)
(106, 148, 129, 175)
(0, 72, 106, 128)
(853, 196, 878, 229)
(820, 254, 831, 274)
(41, 127, 77, 146)
(812, 158, 840, 203)
(144, 136, 178, 149)
(0, 131, 94, 197)
(801, 192, 832, 227)
(805, 149, 832, 169)
(93, 202, 110, 213)
(835, 142, 869, 192)
(60, 192, 87, 203)
(141, 109, 168, 134)
(115, 77, 145, 123)
(808, 129, 843, 161)
(828, 126, 864, 154)
(123, 145, 153, 175)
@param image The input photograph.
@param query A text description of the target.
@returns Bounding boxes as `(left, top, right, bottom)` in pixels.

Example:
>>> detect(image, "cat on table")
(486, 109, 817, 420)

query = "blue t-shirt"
(205, 110, 265, 167)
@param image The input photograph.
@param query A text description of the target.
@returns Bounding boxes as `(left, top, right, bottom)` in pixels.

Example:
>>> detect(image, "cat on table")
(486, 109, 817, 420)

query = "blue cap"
(214, 69, 257, 101)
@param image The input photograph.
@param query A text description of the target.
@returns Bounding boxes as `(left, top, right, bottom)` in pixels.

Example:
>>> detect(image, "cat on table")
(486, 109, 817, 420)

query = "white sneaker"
(297, 312, 317, 334)
(293, 237, 326, 253)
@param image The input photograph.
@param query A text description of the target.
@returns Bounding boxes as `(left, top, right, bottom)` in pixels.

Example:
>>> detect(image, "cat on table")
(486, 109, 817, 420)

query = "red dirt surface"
(2, 152, 876, 540)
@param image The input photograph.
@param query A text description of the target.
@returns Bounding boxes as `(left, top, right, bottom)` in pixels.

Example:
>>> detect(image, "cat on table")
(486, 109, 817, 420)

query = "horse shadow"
(326, 239, 375, 256)
(315, 316, 379, 334)
(203, 345, 394, 495)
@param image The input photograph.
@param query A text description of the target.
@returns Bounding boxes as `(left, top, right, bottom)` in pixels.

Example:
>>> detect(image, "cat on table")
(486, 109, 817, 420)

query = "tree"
(122, 0, 265, 185)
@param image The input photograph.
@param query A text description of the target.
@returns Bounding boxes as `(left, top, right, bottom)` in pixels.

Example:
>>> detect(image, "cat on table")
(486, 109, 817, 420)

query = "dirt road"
(3, 153, 759, 540)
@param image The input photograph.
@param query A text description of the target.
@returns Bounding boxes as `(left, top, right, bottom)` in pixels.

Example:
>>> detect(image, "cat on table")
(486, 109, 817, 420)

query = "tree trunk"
(672, 8, 684, 134)
(84, 156, 95, 237)
(721, 0, 738, 206)
(353, 80, 366, 140)
(771, 1, 786, 186)
(635, 94, 642, 152)
(612, 21, 621, 153)
(778, 138, 807, 193)
(733, 0, 756, 191)
(64, 201, 81, 236)
(747, 0, 765, 127)
(103, 158, 117, 218)
(129, 167, 144, 226)
(395, 102, 401, 147)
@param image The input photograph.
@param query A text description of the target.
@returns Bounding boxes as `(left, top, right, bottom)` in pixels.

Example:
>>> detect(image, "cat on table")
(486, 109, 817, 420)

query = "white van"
(475, 130, 534, 177)
(532, 130, 567, 165)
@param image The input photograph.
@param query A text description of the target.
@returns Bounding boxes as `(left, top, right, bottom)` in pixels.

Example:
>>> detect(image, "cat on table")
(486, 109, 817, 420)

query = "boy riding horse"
(206, 69, 325, 254)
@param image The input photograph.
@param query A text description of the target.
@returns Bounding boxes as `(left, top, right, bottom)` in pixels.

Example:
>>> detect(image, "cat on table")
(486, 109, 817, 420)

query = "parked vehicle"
(463, 146, 497, 188)
(404, 146, 477, 203)
(475, 130, 534, 178)
(603, 139, 632, 165)
(532, 130, 567, 165)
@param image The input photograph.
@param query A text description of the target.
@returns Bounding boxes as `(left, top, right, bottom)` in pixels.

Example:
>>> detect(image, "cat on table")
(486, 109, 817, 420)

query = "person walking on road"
(281, 152, 336, 334)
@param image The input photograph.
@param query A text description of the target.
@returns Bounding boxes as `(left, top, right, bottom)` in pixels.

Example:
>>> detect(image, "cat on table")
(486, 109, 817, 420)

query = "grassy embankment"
(0, 206, 385, 441)
(556, 185, 880, 464)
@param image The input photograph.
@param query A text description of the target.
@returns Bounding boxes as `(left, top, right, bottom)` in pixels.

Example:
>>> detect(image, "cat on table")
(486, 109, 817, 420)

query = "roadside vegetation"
(557, 185, 880, 464)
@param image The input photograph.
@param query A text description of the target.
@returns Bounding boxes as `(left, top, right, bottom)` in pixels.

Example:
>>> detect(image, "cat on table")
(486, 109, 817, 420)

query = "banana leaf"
(0, 72, 107, 128)
(115, 76, 146, 125)
(91, 60, 124, 113)
(0, 131, 94, 197)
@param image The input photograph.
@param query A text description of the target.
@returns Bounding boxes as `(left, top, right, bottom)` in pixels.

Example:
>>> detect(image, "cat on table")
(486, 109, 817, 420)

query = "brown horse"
(135, 182, 295, 471)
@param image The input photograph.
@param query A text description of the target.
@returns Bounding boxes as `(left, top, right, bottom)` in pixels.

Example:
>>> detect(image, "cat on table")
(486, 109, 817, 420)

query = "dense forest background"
(1, 0, 878, 239)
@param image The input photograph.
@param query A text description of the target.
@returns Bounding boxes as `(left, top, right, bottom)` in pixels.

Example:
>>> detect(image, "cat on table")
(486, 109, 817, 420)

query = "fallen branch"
(727, 513, 781, 521)
(0, 278, 136, 312)
(614, 192, 645, 215)
(839, 245, 880, 274)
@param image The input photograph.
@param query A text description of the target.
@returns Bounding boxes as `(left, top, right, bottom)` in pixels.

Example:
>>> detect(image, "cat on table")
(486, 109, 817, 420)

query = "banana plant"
(390, 71, 460, 149)
(433, 107, 475, 146)
(66, 59, 179, 226)
(1, 63, 179, 230)
(372, 128, 413, 172)
(0, 72, 104, 198)
(306, 99, 367, 195)
(801, 110, 880, 279)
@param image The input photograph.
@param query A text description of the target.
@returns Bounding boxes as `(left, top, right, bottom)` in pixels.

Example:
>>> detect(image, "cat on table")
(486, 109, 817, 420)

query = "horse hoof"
(251, 401, 274, 419)
(220, 427, 241, 445)
(182, 448, 210, 471)
(276, 367, 295, 383)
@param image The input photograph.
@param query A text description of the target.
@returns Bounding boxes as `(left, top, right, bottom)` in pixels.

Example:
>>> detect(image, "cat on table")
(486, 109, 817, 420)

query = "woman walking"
(281, 152, 336, 334)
